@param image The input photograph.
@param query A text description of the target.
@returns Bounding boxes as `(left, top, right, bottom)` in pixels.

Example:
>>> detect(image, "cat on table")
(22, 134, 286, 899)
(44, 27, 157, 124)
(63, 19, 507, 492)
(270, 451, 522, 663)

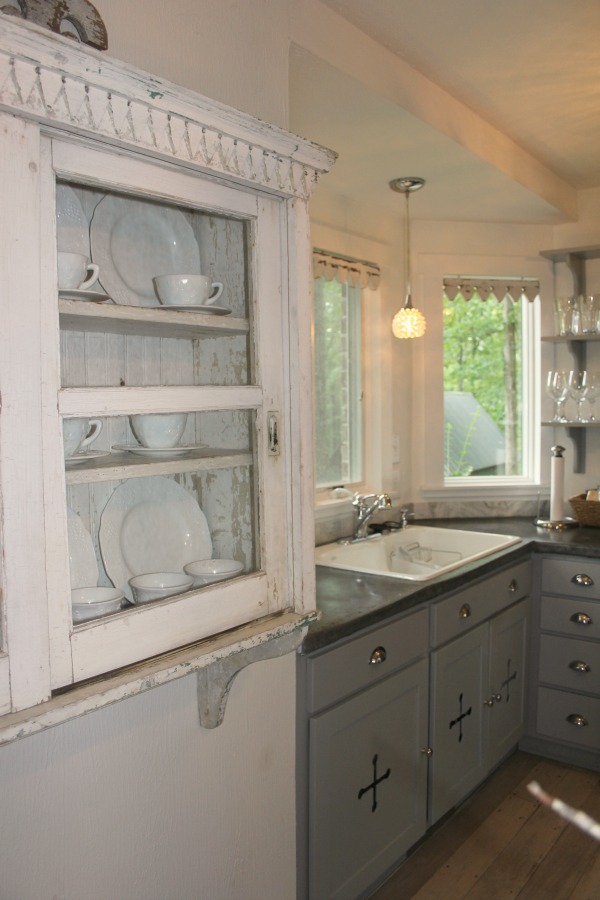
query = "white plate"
(99, 476, 212, 600)
(90, 195, 200, 307)
(56, 184, 89, 255)
(67, 508, 99, 589)
(59, 289, 110, 303)
(66, 450, 110, 465)
(112, 444, 205, 457)
(158, 305, 232, 315)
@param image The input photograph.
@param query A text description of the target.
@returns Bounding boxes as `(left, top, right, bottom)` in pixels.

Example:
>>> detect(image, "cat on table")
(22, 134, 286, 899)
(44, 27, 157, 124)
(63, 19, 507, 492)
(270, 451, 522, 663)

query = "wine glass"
(546, 370, 568, 422)
(584, 372, 600, 422)
(568, 370, 588, 422)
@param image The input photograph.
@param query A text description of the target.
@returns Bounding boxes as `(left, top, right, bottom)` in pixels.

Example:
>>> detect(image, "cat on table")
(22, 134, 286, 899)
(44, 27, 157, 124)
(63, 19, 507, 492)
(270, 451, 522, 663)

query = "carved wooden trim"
(0, 17, 335, 199)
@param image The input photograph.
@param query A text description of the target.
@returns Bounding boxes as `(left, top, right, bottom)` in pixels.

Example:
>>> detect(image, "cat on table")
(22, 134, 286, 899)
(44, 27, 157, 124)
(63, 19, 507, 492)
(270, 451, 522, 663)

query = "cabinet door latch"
(267, 412, 280, 456)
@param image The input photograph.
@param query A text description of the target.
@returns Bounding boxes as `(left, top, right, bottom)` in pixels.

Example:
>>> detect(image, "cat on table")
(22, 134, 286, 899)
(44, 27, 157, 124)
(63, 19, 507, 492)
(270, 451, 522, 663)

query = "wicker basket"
(569, 493, 600, 527)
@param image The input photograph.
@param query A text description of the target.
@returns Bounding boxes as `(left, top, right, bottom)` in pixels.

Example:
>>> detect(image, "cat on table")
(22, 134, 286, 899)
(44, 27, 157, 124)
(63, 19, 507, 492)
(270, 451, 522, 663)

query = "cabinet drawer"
(306, 609, 428, 714)
(540, 596, 600, 639)
(537, 686, 600, 750)
(541, 557, 600, 599)
(539, 634, 600, 695)
(431, 560, 530, 648)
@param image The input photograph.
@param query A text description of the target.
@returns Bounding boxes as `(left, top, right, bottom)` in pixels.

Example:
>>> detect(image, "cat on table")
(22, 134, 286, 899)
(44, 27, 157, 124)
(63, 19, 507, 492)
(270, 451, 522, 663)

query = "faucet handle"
(400, 507, 414, 527)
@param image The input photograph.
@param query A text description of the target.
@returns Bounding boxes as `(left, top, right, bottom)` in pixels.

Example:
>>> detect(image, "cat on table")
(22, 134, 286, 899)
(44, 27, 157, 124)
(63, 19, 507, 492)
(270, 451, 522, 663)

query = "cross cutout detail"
(500, 658, 518, 702)
(358, 753, 391, 812)
(449, 692, 472, 742)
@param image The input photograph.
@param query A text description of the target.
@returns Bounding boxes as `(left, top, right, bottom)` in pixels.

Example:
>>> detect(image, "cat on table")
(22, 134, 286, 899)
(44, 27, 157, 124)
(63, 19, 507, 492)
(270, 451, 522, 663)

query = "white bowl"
(71, 587, 125, 623)
(184, 558, 244, 587)
(129, 572, 194, 604)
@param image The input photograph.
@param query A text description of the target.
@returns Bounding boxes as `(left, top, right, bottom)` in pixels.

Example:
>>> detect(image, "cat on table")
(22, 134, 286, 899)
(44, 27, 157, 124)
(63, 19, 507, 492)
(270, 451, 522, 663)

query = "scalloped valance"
(443, 276, 539, 303)
(313, 249, 380, 290)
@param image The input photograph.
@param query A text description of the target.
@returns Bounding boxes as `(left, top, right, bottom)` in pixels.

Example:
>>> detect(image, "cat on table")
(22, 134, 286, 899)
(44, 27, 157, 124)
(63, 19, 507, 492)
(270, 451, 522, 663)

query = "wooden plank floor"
(370, 752, 600, 899)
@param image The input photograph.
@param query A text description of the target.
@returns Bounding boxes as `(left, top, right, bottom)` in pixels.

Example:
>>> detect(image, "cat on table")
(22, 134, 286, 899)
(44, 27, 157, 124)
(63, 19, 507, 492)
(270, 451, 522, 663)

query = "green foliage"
(443, 294, 521, 427)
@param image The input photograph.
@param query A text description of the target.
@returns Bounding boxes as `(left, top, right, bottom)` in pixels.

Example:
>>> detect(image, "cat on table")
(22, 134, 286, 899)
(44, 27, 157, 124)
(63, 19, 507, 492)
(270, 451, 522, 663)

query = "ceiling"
(289, 0, 600, 225)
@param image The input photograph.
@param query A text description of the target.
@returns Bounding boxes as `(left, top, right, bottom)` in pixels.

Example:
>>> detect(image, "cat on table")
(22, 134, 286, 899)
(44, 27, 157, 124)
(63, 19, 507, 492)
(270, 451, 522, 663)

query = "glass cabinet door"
(43, 139, 291, 687)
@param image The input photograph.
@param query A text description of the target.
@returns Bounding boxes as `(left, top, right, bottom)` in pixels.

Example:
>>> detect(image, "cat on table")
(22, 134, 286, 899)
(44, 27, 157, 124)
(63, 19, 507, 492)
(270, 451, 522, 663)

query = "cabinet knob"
(508, 579, 518, 593)
(420, 747, 433, 758)
(566, 713, 589, 727)
(570, 612, 593, 626)
(459, 603, 472, 619)
(369, 646, 387, 665)
(569, 660, 591, 673)
(492, 693, 502, 703)
(483, 697, 495, 707)
(571, 573, 594, 586)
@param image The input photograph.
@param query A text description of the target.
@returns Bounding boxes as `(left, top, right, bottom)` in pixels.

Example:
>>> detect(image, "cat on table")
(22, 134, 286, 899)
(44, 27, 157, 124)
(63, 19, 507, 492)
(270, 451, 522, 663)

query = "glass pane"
(57, 181, 253, 388)
(443, 294, 523, 477)
(65, 409, 258, 623)
(313, 279, 362, 487)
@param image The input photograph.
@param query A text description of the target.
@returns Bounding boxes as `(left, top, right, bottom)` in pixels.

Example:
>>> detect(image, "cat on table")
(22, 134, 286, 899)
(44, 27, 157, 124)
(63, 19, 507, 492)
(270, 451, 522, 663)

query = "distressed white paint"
(0, 19, 332, 726)
(0, 10, 334, 900)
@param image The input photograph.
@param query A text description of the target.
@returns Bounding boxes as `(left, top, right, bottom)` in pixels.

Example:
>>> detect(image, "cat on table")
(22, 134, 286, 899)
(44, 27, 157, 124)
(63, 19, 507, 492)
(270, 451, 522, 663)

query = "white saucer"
(59, 289, 111, 303)
(112, 443, 205, 457)
(157, 304, 232, 315)
(66, 450, 110, 465)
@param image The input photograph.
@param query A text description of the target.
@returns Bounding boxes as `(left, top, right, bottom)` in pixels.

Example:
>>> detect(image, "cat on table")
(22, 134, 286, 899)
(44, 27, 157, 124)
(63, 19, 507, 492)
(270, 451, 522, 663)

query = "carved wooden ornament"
(0, 0, 108, 49)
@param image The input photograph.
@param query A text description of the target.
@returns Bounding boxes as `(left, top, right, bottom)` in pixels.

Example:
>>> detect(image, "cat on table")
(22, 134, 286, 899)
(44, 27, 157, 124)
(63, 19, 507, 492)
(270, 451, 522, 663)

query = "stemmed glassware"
(584, 372, 600, 422)
(546, 370, 569, 422)
(568, 370, 588, 422)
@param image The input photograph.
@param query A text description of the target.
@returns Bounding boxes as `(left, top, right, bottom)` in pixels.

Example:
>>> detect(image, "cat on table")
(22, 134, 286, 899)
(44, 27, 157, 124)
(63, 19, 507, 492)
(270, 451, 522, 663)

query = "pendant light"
(390, 176, 426, 339)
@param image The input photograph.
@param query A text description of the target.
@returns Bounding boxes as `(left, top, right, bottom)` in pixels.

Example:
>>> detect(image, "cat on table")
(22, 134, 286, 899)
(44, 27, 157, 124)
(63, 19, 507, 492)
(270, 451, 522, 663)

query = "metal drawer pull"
(572, 573, 594, 586)
(569, 660, 591, 673)
(508, 579, 518, 593)
(369, 646, 387, 665)
(570, 612, 593, 626)
(566, 714, 589, 727)
(420, 747, 433, 758)
(459, 603, 472, 619)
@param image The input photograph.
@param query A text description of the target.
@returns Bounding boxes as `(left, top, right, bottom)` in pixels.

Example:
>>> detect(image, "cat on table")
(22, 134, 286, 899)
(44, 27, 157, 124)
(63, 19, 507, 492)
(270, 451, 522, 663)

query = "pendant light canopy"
(390, 176, 426, 339)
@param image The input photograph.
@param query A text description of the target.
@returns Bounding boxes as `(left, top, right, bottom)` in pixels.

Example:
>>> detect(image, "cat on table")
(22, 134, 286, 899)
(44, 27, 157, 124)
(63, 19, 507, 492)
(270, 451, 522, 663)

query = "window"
(443, 282, 538, 482)
(313, 278, 363, 488)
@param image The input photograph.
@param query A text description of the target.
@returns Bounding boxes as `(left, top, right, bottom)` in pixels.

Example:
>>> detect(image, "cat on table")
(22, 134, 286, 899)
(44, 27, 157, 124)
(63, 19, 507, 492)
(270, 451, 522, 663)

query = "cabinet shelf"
(540, 244, 600, 297)
(65, 448, 252, 485)
(59, 299, 250, 339)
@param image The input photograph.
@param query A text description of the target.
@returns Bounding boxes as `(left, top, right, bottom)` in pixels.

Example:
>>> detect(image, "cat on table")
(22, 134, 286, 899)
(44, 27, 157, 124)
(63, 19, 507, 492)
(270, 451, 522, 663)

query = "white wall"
(0, 3, 300, 898)
(0, 653, 297, 900)
(95, 0, 290, 128)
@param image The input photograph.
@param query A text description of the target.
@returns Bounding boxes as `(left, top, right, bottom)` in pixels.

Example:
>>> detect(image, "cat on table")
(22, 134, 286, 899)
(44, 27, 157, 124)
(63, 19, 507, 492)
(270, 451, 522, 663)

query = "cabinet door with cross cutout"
(429, 623, 487, 824)
(486, 599, 528, 771)
(308, 658, 428, 900)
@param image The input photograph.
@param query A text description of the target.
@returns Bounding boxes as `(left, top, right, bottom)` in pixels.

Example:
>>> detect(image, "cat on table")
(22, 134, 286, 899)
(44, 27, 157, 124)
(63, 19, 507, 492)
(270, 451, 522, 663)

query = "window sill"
(0, 610, 317, 747)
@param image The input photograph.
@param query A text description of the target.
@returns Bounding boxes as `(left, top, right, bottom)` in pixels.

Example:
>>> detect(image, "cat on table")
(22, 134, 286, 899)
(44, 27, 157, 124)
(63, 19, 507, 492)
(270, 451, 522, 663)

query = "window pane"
(313, 279, 362, 488)
(443, 294, 523, 477)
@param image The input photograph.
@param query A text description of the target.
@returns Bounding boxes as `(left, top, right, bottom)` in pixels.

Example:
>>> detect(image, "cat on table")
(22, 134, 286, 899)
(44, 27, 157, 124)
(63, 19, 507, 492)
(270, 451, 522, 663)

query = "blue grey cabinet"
(308, 657, 429, 899)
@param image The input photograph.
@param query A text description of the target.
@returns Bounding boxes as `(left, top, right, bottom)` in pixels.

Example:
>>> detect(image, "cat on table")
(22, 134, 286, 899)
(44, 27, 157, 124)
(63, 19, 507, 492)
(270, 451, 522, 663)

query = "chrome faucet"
(351, 492, 392, 540)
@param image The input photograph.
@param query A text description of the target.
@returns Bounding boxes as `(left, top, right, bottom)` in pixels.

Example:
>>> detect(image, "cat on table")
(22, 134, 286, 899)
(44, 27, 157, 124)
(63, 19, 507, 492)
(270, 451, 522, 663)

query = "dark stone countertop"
(303, 517, 600, 655)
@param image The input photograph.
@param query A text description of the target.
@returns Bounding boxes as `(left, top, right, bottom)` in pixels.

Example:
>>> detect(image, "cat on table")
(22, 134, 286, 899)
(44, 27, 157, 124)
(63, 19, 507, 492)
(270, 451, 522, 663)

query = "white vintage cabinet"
(0, 17, 334, 735)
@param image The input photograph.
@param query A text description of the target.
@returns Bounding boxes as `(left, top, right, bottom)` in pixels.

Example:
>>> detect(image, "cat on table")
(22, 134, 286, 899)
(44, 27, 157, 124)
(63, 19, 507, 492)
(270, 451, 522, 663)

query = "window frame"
(313, 276, 383, 503)
(412, 253, 553, 503)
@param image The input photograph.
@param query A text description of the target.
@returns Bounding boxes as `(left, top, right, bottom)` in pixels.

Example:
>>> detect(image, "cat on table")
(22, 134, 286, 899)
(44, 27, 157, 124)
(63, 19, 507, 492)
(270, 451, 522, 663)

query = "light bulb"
(392, 307, 426, 339)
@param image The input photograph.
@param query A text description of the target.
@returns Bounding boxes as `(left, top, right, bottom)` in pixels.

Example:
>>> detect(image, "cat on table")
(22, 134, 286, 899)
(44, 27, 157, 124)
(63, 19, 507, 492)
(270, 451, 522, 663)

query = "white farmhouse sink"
(315, 525, 521, 582)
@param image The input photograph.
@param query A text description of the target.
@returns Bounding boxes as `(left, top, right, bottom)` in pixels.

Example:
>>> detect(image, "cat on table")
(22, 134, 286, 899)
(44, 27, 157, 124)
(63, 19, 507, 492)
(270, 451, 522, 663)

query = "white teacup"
(153, 274, 224, 307)
(63, 417, 103, 458)
(58, 252, 100, 291)
(129, 413, 188, 449)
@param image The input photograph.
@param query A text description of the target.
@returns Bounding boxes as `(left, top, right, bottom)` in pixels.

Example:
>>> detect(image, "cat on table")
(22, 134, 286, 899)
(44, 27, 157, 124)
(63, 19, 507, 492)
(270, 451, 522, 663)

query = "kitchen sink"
(315, 525, 521, 581)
